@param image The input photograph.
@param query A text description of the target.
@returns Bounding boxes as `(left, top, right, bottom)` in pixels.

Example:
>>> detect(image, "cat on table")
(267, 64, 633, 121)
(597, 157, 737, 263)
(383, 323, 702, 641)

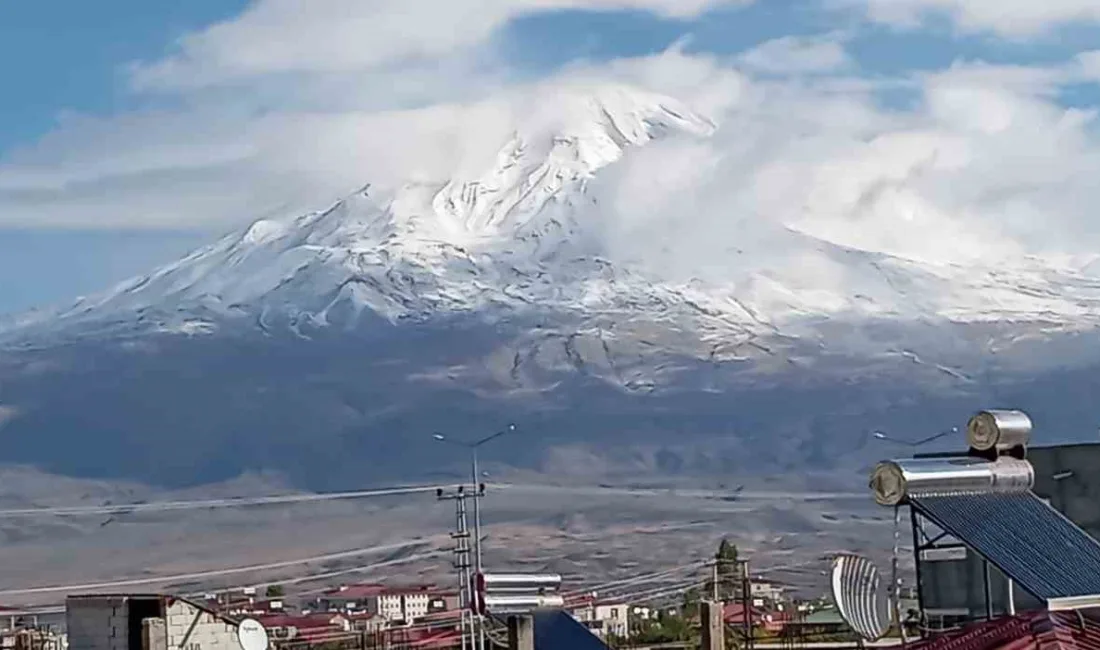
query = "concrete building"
(316, 584, 445, 623)
(569, 598, 629, 639)
(66, 594, 243, 650)
(750, 580, 787, 603)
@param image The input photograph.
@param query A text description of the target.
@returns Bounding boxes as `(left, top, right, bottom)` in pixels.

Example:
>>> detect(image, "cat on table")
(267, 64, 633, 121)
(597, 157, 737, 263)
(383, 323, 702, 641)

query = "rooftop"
(910, 610, 1100, 650)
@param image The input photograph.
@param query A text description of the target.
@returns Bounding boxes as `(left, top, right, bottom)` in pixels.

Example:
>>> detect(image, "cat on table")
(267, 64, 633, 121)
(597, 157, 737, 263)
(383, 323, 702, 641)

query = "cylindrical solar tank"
(966, 409, 1032, 453)
(870, 456, 1034, 506)
(478, 573, 561, 593)
(482, 594, 565, 614)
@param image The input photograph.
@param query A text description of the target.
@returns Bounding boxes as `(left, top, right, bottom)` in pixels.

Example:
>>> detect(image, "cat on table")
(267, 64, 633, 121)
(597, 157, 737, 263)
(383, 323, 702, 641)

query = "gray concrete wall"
(164, 599, 240, 650)
(66, 598, 129, 650)
(66, 597, 241, 650)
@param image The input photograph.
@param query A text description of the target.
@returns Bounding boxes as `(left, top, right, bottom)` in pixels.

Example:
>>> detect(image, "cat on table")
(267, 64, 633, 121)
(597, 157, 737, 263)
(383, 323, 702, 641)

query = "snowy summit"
(8, 83, 1100, 370)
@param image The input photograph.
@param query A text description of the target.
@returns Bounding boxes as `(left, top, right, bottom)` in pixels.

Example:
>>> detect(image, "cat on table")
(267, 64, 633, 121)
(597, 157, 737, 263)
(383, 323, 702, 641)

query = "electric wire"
(0, 484, 447, 518)
(0, 539, 439, 596)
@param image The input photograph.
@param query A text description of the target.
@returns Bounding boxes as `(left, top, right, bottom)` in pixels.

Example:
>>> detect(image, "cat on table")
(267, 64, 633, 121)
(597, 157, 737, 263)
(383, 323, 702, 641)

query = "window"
(610, 609, 619, 619)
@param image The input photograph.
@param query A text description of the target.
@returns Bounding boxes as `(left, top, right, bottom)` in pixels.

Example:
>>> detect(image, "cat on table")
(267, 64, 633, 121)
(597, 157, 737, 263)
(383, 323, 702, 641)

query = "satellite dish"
(829, 554, 891, 641)
(237, 618, 270, 650)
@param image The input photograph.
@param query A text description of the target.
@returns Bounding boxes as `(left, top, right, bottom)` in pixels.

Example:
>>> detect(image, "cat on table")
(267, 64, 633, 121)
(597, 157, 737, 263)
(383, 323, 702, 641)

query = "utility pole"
(434, 424, 517, 650)
(471, 450, 486, 650)
(739, 559, 753, 650)
(437, 487, 474, 650)
(700, 600, 725, 650)
(712, 559, 720, 602)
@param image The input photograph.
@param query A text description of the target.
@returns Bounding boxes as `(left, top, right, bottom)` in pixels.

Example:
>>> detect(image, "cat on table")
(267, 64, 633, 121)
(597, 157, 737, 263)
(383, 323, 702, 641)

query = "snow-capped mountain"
(5, 83, 1100, 489)
(11, 83, 1100, 361)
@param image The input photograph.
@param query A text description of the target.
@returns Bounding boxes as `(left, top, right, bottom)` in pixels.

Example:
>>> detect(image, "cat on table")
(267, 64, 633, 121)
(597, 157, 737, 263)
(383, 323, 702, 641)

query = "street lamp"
(433, 423, 518, 650)
(871, 426, 957, 448)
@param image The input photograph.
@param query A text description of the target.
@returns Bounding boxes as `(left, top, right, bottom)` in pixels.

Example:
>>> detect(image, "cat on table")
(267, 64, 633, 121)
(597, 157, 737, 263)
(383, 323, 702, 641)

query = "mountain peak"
(395, 83, 716, 246)
(3, 84, 719, 339)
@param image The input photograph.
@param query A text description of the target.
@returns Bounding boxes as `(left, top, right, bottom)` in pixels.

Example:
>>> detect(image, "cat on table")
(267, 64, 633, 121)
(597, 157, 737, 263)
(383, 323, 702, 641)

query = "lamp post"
(433, 423, 518, 650)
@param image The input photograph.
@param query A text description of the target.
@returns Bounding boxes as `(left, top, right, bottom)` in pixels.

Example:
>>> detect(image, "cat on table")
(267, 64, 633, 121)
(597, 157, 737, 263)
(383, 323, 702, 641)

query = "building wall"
(377, 595, 403, 621)
(403, 594, 430, 621)
(164, 599, 240, 650)
(66, 597, 240, 650)
(570, 603, 629, 639)
(67, 597, 129, 650)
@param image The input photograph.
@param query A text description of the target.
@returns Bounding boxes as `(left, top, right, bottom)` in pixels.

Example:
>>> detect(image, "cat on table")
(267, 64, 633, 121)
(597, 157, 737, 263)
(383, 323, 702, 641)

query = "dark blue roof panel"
(533, 610, 611, 650)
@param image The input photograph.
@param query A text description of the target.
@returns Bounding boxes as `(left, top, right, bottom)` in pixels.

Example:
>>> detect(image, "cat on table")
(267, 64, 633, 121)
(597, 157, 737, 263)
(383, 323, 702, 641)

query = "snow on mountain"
(9, 82, 1100, 367)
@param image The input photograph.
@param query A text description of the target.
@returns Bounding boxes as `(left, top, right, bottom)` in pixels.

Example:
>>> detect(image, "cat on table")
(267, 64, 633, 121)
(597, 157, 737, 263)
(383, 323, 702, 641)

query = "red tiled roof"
(910, 610, 1100, 650)
(417, 610, 463, 623)
(343, 611, 377, 621)
(405, 628, 462, 649)
(723, 603, 766, 624)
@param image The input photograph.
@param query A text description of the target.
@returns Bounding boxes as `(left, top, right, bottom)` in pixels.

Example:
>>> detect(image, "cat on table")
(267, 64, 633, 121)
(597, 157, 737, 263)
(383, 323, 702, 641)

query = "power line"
(0, 538, 440, 596)
(0, 547, 448, 615)
(0, 484, 446, 518)
(562, 561, 708, 598)
(288, 550, 449, 595)
(0, 482, 863, 520)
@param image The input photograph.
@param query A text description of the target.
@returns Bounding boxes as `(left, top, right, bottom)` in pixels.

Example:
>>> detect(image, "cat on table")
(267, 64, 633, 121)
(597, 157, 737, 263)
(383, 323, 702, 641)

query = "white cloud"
(1078, 51, 1100, 80)
(850, 0, 1100, 37)
(586, 59, 1100, 285)
(132, 0, 743, 91)
(737, 34, 852, 75)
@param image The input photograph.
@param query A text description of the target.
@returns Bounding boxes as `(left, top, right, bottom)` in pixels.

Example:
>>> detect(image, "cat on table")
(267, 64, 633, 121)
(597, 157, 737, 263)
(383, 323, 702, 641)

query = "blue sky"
(0, 0, 246, 313)
(1, 0, 1099, 315)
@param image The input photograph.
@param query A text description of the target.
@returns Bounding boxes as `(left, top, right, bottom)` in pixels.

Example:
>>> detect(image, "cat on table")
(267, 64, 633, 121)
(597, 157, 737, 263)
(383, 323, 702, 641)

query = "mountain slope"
(10, 83, 1100, 353)
(4, 83, 1100, 488)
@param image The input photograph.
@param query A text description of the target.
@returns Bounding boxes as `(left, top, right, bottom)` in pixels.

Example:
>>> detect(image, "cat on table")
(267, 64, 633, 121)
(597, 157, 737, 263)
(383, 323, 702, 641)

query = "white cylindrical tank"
(869, 456, 1034, 506)
(966, 409, 1032, 453)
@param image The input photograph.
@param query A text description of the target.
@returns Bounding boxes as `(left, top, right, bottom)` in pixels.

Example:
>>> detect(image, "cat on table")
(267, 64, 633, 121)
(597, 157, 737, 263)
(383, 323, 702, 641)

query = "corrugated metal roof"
(908, 610, 1100, 650)
(911, 492, 1100, 600)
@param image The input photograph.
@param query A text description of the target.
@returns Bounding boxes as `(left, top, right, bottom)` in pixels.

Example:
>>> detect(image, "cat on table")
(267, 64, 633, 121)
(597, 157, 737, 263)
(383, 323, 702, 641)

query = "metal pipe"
(909, 508, 925, 639)
(983, 561, 993, 620)
(1007, 578, 1016, 616)
(472, 447, 485, 650)
(892, 506, 907, 647)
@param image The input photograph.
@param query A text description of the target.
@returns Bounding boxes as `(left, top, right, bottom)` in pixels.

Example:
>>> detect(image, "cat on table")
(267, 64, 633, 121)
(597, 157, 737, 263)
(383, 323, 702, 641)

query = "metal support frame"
(910, 507, 976, 633)
(909, 507, 925, 639)
(982, 562, 993, 621)
(891, 507, 908, 648)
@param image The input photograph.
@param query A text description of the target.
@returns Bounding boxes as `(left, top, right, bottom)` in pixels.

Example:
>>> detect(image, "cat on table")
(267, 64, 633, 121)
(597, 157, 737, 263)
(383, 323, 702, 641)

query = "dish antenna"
(237, 618, 270, 650)
(829, 554, 892, 641)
